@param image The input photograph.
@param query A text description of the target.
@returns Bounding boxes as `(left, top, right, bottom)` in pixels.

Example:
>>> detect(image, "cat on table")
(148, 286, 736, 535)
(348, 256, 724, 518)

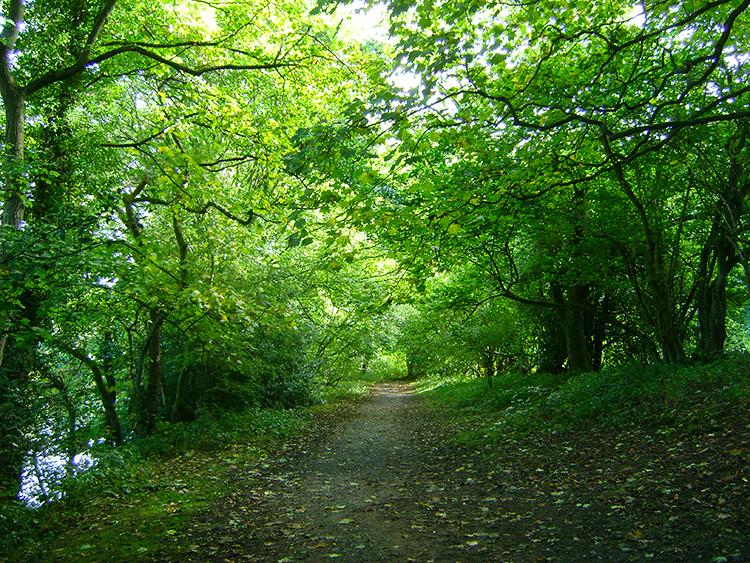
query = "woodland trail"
(168, 383, 749, 563)
(179, 382, 525, 563)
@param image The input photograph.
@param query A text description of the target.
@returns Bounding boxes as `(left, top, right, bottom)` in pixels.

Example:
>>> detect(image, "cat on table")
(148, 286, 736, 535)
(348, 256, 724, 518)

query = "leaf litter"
(18, 382, 750, 562)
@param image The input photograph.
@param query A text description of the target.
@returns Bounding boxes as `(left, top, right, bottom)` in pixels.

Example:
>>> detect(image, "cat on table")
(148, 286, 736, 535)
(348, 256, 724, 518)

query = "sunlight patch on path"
(369, 382, 414, 396)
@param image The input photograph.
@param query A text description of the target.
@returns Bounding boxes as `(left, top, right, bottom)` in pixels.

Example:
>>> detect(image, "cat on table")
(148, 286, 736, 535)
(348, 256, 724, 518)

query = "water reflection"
(21, 450, 95, 507)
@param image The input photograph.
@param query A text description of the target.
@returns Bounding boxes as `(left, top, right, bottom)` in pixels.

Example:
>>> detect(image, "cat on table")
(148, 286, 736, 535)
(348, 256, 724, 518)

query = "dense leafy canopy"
(1, 0, 750, 525)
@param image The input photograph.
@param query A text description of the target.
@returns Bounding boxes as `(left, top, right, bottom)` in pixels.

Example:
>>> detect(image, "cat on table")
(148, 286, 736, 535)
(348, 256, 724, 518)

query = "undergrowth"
(418, 353, 750, 445)
(0, 405, 310, 560)
(132, 406, 308, 459)
(2, 371, 393, 559)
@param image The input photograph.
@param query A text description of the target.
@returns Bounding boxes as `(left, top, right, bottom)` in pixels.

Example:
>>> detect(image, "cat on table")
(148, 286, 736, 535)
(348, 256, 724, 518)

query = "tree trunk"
(0, 43, 27, 370)
(537, 308, 567, 374)
(133, 310, 165, 437)
(0, 14, 51, 498)
(0, 86, 26, 230)
(406, 361, 416, 380)
(52, 338, 124, 446)
(590, 293, 609, 371)
(170, 368, 192, 423)
(696, 229, 738, 358)
(171, 343, 199, 424)
(45, 371, 79, 477)
(147, 310, 163, 422)
(603, 135, 692, 364)
(654, 297, 686, 363)
(99, 333, 124, 446)
(551, 282, 594, 373)
(481, 348, 495, 388)
(696, 123, 748, 357)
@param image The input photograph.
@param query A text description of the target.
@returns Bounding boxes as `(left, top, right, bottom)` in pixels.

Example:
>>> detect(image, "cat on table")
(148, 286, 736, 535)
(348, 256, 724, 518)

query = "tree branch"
(77, 0, 119, 65)
(25, 42, 300, 96)
(0, 0, 24, 51)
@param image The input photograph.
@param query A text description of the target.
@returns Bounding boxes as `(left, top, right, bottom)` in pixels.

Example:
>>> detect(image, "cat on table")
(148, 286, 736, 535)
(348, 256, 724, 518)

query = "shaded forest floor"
(10, 381, 750, 563)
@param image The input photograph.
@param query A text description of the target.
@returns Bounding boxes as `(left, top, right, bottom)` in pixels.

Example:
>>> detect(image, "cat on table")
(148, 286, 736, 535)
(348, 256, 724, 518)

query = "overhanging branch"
(25, 43, 300, 96)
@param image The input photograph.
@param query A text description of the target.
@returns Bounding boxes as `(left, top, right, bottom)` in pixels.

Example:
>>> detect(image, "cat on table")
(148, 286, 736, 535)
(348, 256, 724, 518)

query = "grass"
(2, 369, 399, 562)
(10, 355, 748, 561)
(1, 404, 312, 562)
(417, 353, 750, 446)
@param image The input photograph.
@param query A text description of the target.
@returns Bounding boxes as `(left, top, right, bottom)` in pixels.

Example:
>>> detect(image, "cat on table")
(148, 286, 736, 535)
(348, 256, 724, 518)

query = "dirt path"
(243, 382, 451, 562)
(170, 383, 749, 563)
(181, 383, 511, 562)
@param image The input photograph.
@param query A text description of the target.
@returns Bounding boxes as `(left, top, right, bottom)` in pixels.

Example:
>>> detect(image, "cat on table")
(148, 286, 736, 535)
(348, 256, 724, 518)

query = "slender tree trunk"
(99, 332, 124, 445)
(142, 315, 163, 435)
(46, 373, 79, 477)
(171, 368, 191, 423)
(171, 341, 200, 423)
(51, 338, 124, 446)
(590, 293, 608, 371)
(60, 340, 124, 446)
(133, 309, 165, 437)
(481, 348, 495, 388)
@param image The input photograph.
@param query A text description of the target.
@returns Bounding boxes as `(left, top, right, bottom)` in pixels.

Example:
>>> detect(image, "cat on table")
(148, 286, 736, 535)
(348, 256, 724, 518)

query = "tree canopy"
(2, 0, 750, 510)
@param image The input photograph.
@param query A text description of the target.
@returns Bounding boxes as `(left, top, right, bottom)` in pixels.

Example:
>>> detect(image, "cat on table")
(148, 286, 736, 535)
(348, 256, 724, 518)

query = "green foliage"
(4, 0, 750, 526)
(159, 323, 317, 419)
(0, 501, 37, 552)
(422, 354, 750, 445)
(293, 0, 750, 371)
(318, 351, 408, 401)
(0, 0, 392, 508)
(385, 272, 537, 382)
(365, 352, 408, 381)
(243, 329, 317, 410)
(127, 407, 307, 460)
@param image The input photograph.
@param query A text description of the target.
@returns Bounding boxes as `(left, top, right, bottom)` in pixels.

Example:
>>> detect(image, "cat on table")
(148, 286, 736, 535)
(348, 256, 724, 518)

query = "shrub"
(0, 501, 37, 553)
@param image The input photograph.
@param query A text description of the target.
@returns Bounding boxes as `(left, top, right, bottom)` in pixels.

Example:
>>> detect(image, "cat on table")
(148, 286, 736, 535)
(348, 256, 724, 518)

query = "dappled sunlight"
(370, 381, 415, 396)
(2, 0, 750, 559)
